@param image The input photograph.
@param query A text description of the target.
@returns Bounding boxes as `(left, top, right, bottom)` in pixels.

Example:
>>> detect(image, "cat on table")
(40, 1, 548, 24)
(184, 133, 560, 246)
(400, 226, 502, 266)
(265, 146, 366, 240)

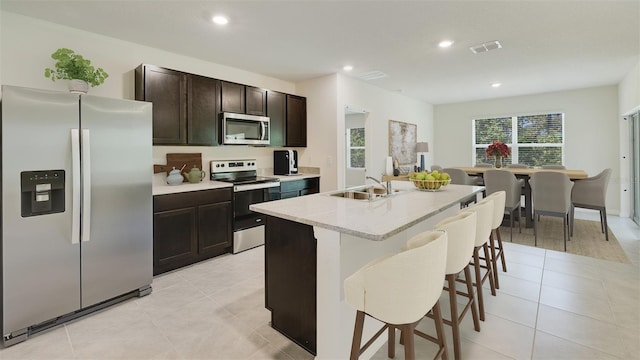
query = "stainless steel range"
(210, 160, 280, 254)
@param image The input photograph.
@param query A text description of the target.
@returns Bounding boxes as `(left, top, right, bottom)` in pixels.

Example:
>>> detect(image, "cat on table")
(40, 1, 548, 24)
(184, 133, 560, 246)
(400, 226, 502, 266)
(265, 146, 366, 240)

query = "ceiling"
(2, 0, 639, 104)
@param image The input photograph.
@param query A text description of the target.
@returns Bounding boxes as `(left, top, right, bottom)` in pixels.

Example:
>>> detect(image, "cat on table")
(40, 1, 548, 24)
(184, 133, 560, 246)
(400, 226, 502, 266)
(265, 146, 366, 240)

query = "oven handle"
(234, 182, 280, 192)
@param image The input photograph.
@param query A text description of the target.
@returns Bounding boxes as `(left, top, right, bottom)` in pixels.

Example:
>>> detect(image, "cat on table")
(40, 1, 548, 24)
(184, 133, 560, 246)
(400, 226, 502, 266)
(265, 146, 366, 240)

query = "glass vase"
(494, 156, 502, 168)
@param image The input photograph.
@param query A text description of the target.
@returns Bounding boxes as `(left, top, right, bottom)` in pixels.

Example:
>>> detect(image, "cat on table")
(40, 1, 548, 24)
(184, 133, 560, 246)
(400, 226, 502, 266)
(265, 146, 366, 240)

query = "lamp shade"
(415, 142, 429, 153)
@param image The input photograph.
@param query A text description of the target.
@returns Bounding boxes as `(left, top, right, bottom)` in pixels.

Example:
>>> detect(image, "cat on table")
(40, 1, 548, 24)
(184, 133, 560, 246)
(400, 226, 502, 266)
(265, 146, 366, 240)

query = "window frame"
(472, 112, 565, 166)
(346, 127, 365, 169)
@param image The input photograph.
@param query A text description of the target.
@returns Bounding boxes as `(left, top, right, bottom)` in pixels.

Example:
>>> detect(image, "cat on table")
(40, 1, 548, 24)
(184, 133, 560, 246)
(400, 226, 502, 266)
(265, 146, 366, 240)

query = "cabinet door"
(267, 90, 286, 147)
(138, 65, 187, 145)
(188, 75, 219, 145)
(220, 81, 245, 114)
(198, 201, 232, 255)
(153, 207, 198, 275)
(246, 86, 267, 116)
(286, 95, 307, 147)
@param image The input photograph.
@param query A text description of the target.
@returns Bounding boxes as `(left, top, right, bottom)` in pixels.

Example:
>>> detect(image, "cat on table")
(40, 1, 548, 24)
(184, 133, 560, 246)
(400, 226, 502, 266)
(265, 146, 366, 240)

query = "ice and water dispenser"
(20, 170, 65, 217)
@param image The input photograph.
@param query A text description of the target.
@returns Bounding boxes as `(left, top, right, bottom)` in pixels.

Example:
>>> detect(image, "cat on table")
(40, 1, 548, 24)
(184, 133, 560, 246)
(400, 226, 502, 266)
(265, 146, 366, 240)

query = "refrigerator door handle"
(71, 129, 81, 244)
(81, 129, 91, 243)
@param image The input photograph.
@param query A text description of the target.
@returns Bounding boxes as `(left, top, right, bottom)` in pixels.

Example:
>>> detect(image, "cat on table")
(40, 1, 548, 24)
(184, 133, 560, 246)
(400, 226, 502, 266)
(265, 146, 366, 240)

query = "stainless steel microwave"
(221, 112, 270, 145)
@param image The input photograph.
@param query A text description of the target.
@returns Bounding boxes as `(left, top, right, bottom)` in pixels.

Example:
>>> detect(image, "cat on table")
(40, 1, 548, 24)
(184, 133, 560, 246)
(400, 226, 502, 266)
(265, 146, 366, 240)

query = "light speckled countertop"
(250, 182, 484, 241)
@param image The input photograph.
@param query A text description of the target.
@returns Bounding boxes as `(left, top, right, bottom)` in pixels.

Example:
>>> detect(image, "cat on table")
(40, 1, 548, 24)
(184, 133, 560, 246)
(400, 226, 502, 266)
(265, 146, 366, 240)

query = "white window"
(473, 113, 564, 166)
(346, 127, 365, 168)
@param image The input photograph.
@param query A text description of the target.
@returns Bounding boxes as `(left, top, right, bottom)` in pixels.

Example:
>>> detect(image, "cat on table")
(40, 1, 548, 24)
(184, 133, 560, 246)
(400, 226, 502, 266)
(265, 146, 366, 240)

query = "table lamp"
(415, 142, 429, 171)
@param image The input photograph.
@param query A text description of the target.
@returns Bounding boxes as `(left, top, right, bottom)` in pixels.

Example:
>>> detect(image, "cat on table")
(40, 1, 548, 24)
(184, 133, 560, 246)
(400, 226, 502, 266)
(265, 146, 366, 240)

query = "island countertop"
(250, 182, 484, 241)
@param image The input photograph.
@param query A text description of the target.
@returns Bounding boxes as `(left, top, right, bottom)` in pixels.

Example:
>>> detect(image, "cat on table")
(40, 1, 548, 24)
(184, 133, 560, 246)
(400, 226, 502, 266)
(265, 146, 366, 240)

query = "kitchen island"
(250, 182, 485, 359)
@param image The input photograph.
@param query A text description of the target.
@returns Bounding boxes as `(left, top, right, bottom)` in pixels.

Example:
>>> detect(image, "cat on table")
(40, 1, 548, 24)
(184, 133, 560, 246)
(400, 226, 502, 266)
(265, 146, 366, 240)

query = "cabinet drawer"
(280, 178, 319, 193)
(154, 188, 232, 212)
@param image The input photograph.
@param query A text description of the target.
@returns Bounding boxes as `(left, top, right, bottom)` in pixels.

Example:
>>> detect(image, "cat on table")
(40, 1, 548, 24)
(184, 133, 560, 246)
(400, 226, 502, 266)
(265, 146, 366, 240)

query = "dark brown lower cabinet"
(268, 177, 319, 200)
(153, 188, 232, 275)
(265, 215, 317, 355)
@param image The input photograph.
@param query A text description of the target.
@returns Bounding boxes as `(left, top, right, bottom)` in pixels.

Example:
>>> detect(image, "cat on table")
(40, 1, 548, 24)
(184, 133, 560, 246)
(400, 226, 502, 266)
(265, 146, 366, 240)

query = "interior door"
(79, 95, 152, 307)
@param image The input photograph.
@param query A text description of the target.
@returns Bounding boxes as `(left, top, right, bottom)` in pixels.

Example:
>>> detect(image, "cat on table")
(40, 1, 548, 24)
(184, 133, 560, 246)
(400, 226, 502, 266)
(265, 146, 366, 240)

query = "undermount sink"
(328, 185, 402, 201)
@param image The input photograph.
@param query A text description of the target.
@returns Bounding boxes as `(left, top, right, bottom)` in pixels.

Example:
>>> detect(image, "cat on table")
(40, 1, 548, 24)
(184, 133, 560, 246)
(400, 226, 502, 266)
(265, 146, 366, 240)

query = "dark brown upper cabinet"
(135, 64, 219, 146)
(287, 95, 307, 147)
(220, 81, 245, 114)
(135, 65, 187, 144)
(267, 90, 286, 147)
(246, 86, 267, 116)
(187, 75, 219, 145)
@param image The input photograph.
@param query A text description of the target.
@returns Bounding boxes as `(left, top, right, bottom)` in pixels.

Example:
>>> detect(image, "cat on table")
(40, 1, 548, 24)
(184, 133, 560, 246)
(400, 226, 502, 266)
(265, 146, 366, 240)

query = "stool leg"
(489, 231, 500, 289)
(472, 247, 486, 321)
(483, 242, 496, 296)
(446, 274, 461, 360)
(432, 301, 448, 360)
(350, 311, 365, 360)
(496, 227, 507, 272)
(464, 265, 481, 332)
(401, 323, 416, 360)
(388, 325, 396, 359)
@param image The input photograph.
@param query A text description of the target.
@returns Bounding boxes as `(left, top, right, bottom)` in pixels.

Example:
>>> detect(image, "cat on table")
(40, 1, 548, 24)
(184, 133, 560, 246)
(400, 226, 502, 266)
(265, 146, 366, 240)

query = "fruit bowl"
(411, 179, 450, 191)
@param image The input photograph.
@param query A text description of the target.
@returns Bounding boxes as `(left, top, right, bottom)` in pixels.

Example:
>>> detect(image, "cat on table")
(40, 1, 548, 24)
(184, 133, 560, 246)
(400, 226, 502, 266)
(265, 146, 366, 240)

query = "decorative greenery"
(486, 140, 511, 158)
(44, 48, 109, 87)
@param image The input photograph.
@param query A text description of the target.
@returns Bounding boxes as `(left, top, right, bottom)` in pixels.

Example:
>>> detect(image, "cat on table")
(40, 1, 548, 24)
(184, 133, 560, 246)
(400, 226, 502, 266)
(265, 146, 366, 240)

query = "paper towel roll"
(385, 156, 394, 176)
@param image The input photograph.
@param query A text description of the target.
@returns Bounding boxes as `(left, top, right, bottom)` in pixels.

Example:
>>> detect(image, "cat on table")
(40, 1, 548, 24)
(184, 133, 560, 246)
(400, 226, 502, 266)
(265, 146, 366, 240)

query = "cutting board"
(153, 153, 203, 175)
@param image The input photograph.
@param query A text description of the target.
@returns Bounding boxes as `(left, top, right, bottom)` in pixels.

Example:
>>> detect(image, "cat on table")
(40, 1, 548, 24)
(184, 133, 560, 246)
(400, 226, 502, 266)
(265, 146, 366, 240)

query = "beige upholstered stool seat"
(345, 230, 449, 360)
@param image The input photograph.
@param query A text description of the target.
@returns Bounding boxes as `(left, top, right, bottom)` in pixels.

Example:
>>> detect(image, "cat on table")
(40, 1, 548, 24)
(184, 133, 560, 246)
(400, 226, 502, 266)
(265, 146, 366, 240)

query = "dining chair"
(474, 163, 493, 168)
(570, 168, 612, 241)
(529, 172, 573, 251)
(483, 169, 523, 241)
(507, 164, 529, 168)
(541, 165, 566, 169)
(431, 165, 443, 171)
(345, 230, 448, 360)
(443, 168, 479, 206)
(459, 199, 496, 322)
(426, 211, 480, 360)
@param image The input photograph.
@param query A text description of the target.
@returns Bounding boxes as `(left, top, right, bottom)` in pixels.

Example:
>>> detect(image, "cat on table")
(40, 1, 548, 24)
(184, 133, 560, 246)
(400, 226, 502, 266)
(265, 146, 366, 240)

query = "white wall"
(336, 74, 433, 187)
(434, 85, 621, 214)
(0, 11, 301, 175)
(619, 60, 640, 115)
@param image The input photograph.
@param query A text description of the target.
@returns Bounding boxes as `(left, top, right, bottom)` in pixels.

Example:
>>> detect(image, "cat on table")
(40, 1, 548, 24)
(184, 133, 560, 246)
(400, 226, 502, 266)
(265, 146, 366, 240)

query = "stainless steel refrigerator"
(0, 85, 153, 346)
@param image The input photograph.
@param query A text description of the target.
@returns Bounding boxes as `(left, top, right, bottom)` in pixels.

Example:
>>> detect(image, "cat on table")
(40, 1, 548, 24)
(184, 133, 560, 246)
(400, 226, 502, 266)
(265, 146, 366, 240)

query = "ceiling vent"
(469, 40, 502, 54)
(356, 70, 388, 81)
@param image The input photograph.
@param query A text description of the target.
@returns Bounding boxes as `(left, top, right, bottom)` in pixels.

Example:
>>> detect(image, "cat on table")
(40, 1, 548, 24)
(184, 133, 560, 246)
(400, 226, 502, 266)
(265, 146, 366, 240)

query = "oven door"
(232, 184, 277, 253)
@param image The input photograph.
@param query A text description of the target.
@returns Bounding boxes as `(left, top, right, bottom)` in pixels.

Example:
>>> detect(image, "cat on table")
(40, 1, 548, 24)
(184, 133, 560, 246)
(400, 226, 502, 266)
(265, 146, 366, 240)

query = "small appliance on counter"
(273, 150, 298, 175)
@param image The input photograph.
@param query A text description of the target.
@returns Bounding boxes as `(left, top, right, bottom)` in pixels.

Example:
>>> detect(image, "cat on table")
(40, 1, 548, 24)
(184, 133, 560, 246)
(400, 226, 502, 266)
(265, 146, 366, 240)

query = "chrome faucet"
(366, 176, 392, 195)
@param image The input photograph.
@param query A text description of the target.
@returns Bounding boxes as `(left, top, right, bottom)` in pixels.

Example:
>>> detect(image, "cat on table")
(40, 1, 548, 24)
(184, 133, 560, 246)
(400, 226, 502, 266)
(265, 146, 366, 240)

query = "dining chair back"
(474, 163, 493, 168)
(483, 169, 523, 241)
(431, 165, 443, 171)
(529, 171, 573, 251)
(541, 165, 566, 169)
(507, 164, 529, 168)
(570, 168, 612, 241)
(345, 230, 448, 359)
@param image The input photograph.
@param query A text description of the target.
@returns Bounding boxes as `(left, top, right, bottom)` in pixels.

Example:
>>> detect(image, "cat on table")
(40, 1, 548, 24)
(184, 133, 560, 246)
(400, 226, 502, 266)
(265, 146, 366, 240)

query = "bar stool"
(345, 230, 449, 360)
(459, 199, 496, 321)
(426, 211, 480, 360)
(478, 191, 507, 289)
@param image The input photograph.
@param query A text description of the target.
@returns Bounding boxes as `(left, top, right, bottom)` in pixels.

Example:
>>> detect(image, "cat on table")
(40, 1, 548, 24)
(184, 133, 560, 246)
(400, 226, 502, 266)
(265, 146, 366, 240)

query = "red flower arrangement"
(486, 140, 511, 158)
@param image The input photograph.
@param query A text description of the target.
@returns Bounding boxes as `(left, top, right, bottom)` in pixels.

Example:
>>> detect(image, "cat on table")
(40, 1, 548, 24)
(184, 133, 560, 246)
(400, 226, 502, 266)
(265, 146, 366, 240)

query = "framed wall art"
(388, 120, 417, 167)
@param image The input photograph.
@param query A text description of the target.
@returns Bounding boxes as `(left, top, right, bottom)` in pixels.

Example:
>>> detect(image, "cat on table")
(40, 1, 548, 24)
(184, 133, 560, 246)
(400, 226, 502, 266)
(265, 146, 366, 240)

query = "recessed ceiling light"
(491, 83, 502, 88)
(438, 40, 454, 48)
(212, 15, 229, 25)
(343, 65, 353, 71)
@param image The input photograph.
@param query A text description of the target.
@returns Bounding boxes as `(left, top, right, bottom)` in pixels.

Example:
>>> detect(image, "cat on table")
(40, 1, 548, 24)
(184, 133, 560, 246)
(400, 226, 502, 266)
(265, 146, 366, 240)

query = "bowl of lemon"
(409, 170, 451, 191)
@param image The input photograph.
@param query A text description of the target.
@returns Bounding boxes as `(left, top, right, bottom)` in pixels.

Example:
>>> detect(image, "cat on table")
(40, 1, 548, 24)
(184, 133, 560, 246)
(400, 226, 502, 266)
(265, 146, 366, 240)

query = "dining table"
(454, 167, 589, 228)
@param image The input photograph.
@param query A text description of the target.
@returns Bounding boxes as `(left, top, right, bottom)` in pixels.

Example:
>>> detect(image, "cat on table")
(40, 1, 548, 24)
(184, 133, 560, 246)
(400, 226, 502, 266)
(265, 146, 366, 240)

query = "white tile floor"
(0, 211, 638, 359)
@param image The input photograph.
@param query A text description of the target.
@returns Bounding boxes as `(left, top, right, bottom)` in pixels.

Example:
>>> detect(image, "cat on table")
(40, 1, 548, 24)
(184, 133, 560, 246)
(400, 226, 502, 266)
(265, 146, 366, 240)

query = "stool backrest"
(479, 191, 506, 229)
(344, 231, 448, 325)
(434, 212, 477, 275)
(459, 199, 494, 247)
